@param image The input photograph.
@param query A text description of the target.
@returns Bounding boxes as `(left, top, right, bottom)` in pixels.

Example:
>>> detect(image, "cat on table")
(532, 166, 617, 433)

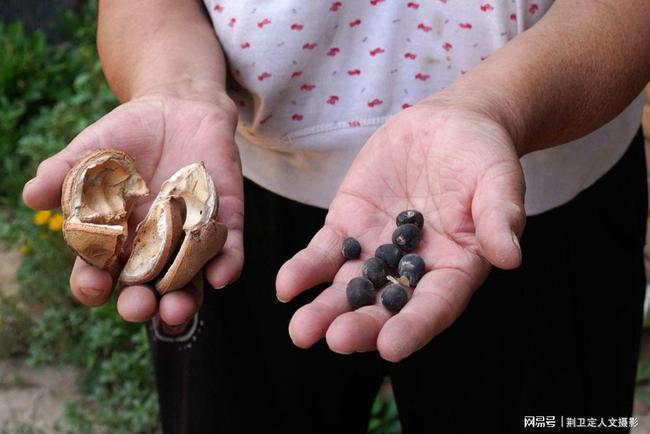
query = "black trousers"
(150, 130, 647, 434)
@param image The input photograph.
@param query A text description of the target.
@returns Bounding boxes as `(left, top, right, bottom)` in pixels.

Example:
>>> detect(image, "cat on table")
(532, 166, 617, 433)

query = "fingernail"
(80, 286, 102, 298)
(511, 231, 520, 250)
(24, 178, 36, 189)
(276, 293, 289, 303)
(159, 318, 193, 335)
(214, 283, 227, 290)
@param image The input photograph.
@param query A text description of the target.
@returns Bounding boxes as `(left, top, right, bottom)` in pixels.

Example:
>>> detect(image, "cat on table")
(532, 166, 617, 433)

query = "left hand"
(276, 98, 526, 362)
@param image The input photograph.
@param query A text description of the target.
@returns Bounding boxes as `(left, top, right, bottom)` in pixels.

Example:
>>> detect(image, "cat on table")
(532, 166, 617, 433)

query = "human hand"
(23, 90, 243, 326)
(277, 99, 525, 362)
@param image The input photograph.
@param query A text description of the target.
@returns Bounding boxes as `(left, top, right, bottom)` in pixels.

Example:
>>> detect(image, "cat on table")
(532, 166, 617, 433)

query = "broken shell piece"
(155, 219, 227, 293)
(121, 163, 227, 294)
(398, 275, 411, 288)
(61, 150, 149, 270)
(120, 197, 185, 285)
(62, 223, 124, 270)
(387, 275, 401, 286)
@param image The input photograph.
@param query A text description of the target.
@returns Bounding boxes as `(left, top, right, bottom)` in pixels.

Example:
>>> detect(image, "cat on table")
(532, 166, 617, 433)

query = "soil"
(0, 249, 21, 297)
(0, 358, 77, 432)
(0, 248, 77, 432)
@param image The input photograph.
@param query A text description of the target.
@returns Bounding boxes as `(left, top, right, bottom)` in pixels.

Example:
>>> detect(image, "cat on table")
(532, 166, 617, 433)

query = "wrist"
(420, 88, 526, 157)
(131, 77, 224, 100)
(423, 77, 529, 157)
(130, 78, 237, 117)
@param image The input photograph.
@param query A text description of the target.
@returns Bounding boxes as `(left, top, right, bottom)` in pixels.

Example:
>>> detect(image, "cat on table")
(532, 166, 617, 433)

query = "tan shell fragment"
(61, 150, 149, 270)
(120, 162, 227, 294)
(155, 219, 228, 294)
(120, 197, 185, 285)
(62, 222, 125, 270)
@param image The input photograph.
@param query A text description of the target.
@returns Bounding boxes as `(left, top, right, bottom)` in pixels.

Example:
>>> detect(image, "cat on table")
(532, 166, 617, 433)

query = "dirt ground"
(0, 249, 21, 298)
(0, 358, 77, 432)
(0, 248, 78, 432)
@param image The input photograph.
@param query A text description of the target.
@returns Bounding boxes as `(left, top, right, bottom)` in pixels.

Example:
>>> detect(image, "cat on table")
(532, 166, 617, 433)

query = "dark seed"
(392, 223, 421, 252)
(396, 210, 424, 229)
(362, 257, 388, 288)
(381, 284, 409, 312)
(375, 244, 403, 269)
(346, 277, 376, 308)
(398, 253, 425, 275)
(398, 253, 425, 287)
(341, 237, 361, 259)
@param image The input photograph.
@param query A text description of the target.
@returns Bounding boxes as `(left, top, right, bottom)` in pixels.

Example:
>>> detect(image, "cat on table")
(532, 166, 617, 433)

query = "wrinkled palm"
(23, 95, 244, 325)
(277, 103, 526, 362)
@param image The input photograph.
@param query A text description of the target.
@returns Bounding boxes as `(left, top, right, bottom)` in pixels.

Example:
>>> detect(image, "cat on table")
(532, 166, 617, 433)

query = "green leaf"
(638, 361, 650, 383)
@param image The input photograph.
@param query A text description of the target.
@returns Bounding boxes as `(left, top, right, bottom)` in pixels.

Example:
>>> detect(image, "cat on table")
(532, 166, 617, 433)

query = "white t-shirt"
(204, 0, 644, 215)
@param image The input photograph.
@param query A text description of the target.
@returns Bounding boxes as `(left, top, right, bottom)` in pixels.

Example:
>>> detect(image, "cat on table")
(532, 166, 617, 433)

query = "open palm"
(277, 103, 526, 362)
(23, 94, 243, 325)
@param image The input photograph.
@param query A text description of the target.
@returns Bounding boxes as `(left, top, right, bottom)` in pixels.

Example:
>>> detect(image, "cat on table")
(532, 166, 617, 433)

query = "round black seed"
(381, 284, 408, 312)
(398, 253, 425, 275)
(341, 237, 361, 259)
(398, 253, 425, 287)
(396, 210, 424, 229)
(392, 223, 421, 252)
(362, 257, 388, 288)
(346, 277, 376, 308)
(375, 244, 404, 269)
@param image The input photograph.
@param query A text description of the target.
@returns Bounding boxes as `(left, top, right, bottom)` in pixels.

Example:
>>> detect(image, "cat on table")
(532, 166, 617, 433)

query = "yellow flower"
(19, 244, 29, 254)
(48, 213, 63, 232)
(33, 210, 51, 226)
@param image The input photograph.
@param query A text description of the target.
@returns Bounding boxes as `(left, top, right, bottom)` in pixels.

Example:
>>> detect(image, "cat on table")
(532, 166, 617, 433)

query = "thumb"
(22, 100, 165, 211)
(471, 159, 526, 269)
(22, 125, 102, 211)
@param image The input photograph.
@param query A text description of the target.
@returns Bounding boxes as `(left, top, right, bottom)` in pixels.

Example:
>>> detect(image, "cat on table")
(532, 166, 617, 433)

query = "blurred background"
(0, 1, 648, 433)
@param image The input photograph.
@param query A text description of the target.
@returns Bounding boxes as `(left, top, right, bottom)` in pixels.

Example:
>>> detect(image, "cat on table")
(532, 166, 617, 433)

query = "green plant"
(0, 295, 31, 358)
(0, 3, 159, 432)
(636, 360, 650, 406)
(51, 319, 159, 433)
(0, 423, 44, 434)
(368, 387, 402, 434)
(0, 372, 33, 390)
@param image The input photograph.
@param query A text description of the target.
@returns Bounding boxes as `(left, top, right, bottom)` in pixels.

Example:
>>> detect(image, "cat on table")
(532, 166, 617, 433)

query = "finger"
(205, 194, 245, 288)
(377, 266, 478, 362)
(159, 276, 203, 326)
(22, 128, 100, 210)
(22, 100, 163, 211)
(69, 257, 114, 307)
(325, 303, 393, 354)
(472, 159, 526, 269)
(276, 225, 346, 302)
(117, 285, 158, 323)
(287, 261, 361, 348)
(288, 283, 351, 348)
(23, 151, 76, 210)
(205, 230, 243, 289)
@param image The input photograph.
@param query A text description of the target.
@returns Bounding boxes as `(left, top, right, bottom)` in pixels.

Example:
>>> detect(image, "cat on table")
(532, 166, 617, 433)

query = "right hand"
(22, 90, 244, 326)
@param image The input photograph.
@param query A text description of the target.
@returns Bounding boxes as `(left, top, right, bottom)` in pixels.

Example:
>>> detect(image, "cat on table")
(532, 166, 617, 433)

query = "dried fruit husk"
(61, 150, 149, 270)
(120, 163, 227, 294)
